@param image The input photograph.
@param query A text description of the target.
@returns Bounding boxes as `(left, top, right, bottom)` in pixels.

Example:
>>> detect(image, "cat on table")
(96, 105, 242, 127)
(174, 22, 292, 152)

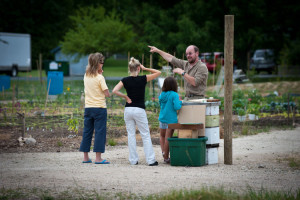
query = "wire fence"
(0, 79, 162, 138)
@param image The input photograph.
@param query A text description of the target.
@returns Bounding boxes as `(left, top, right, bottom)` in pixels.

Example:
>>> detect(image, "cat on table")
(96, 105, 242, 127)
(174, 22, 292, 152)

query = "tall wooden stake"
(39, 53, 43, 84)
(12, 84, 15, 113)
(128, 51, 130, 75)
(142, 54, 144, 75)
(224, 15, 234, 165)
(150, 54, 153, 97)
(44, 79, 51, 115)
(287, 93, 290, 120)
(23, 113, 25, 137)
(213, 54, 215, 86)
(172, 52, 176, 77)
(181, 53, 184, 91)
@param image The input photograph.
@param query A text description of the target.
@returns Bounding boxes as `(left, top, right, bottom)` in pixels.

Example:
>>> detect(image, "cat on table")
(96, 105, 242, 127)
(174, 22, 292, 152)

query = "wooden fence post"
(224, 15, 234, 165)
(44, 79, 51, 115)
(142, 54, 144, 75)
(39, 53, 43, 84)
(150, 54, 153, 97)
(128, 52, 130, 75)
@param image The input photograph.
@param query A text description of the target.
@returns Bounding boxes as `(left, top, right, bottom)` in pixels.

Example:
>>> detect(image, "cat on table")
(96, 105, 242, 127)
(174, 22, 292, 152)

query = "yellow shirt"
(84, 73, 108, 108)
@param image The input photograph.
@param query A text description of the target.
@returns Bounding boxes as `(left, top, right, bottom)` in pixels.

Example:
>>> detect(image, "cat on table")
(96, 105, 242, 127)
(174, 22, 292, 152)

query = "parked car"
(250, 49, 277, 74)
(200, 52, 237, 73)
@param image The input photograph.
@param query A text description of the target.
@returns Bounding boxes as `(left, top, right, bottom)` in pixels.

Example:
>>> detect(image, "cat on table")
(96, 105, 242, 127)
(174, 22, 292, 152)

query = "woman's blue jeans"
(79, 108, 107, 153)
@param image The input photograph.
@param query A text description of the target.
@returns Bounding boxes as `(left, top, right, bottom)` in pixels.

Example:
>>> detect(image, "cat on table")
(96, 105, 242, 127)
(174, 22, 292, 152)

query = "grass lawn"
(16, 57, 131, 77)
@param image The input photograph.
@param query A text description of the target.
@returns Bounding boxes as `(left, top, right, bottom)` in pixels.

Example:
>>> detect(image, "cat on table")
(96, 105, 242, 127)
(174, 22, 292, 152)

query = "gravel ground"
(0, 127, 299, 196)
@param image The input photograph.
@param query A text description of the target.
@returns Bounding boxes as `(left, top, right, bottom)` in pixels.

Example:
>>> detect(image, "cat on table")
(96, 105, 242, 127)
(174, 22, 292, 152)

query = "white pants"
(124, 107, 156, 165)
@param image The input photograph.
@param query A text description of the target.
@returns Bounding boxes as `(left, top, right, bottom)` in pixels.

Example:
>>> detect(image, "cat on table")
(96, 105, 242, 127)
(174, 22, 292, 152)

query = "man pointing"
(149, 45, 208, 100)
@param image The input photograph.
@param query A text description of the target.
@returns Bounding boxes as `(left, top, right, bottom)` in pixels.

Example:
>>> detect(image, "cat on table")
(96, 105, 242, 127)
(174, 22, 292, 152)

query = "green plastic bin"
(168, 137, 208, 166)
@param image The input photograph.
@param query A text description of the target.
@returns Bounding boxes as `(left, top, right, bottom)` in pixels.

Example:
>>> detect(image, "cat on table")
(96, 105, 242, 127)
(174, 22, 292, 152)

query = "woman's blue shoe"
(95, 159, 110, 164)
(82, 159, 92, 163)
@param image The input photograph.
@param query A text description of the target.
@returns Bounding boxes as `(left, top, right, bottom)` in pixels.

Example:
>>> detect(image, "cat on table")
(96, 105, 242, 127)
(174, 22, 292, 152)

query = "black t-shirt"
(121, 75, 147, 109)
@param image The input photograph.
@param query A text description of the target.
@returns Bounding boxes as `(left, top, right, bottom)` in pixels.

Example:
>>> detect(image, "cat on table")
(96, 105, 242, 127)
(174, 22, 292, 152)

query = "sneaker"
(149, 161, 158, 166)
(134, 161, 138, 165)
(164, 158, 170, 164)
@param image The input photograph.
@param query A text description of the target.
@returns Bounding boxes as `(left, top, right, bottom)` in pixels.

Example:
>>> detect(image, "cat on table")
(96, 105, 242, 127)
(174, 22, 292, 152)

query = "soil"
(0, 115, 298, 153)
(0, 117, 300, 197)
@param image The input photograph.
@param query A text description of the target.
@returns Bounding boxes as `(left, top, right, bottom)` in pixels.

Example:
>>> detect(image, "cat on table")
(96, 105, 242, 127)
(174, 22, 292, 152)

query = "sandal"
(95, 159, 110, 164)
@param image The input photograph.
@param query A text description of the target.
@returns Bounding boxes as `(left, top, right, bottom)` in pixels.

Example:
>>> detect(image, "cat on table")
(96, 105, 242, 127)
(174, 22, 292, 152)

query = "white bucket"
(248, 114, 256, 120)
(238, 115, 246, 122)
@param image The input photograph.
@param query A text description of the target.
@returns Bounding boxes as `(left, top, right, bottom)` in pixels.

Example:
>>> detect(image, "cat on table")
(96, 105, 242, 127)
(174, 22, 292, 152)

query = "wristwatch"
(181, 72, 186, 76)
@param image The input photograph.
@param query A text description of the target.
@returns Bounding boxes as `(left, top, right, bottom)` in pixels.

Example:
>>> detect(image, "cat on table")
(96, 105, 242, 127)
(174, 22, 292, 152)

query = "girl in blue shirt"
(159, 76, 182, 163)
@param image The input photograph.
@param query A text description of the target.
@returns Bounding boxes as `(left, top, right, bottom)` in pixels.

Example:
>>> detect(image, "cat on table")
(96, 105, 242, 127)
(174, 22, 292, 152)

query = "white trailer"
(0, 32, 31, 77)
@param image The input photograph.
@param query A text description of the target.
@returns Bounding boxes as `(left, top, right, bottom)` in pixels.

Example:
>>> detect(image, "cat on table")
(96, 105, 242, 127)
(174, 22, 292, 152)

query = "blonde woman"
(112, 57, 161, 166)
(80, 52, 110, 164)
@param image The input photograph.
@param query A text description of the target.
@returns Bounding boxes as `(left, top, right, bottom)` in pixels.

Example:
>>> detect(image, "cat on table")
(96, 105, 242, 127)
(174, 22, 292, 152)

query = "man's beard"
(188, 57, 196, 64)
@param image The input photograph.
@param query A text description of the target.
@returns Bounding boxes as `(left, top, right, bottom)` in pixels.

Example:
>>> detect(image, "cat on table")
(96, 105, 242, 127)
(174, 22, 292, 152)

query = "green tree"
(0, 0, 75, 67)
(61, 6, 137, 59)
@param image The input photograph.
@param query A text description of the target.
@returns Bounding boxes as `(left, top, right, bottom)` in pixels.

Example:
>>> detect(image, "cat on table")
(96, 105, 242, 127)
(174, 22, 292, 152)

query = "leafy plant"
(248, 89, 262, 104)
(247, 104, 260, 115)
(233, 89, 245, 99)
(233, 99, 248, 111)
(67, 118, 79, 133)
(145, 100, 160, 111)
(237, 108, 246, 116)
(57, 140, 63, 147)
(108, 138, 117, 146)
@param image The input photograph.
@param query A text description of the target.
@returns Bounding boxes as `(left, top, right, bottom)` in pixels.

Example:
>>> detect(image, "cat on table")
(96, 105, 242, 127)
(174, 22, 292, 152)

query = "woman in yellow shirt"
(80, 52, 110, 164)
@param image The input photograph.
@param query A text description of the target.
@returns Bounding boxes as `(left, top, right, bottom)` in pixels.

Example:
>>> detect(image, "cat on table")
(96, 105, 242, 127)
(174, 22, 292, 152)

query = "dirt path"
(0, 127, 299, 196)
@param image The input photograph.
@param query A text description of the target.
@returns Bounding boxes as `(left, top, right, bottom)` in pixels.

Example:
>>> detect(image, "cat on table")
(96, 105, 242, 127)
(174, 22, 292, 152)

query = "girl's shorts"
(159, 121, 168, 129)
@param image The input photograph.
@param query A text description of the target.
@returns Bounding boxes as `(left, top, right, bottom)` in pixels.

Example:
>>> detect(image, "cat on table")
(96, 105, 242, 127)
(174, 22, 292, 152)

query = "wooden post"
(16, 112, 25, 138)
(287, 93, 290, 120)
(172, 52, 176, 77)
(247, 51, 251, 73)
(44, 79, 51, 115)
(39, 53, 43, 84)
(128, 52, 130, 75)
(150, 54, 153, 97)
(224, 15, 234, 165)
(23, 113, 25, 137)
(181, 53, 184, 93)
(142, 54, 144, 75)
(12, 84, 15, 113)
(213, 55, 215, 86)
(292, 106, 296, 127)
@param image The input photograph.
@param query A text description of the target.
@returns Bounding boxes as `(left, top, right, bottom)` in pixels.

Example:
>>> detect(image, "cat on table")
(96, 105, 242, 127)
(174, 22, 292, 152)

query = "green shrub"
(108, 138, 117, 146)
(237, 108, 246, 116)
(247, 104, 260, 115)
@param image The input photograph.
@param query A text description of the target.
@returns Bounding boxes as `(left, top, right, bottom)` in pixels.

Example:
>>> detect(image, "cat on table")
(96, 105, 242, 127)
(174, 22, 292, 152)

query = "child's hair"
(128, 57, 141, 73)
(162, 76, 178, 92)
(86, 52, 105, 77)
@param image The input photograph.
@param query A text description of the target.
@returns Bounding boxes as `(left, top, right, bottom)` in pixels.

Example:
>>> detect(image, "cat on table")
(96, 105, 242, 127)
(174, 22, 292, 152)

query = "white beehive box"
(205, 127, 220, 145)
(206, 104, 219, 115)
(206, 147, 218, 165)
